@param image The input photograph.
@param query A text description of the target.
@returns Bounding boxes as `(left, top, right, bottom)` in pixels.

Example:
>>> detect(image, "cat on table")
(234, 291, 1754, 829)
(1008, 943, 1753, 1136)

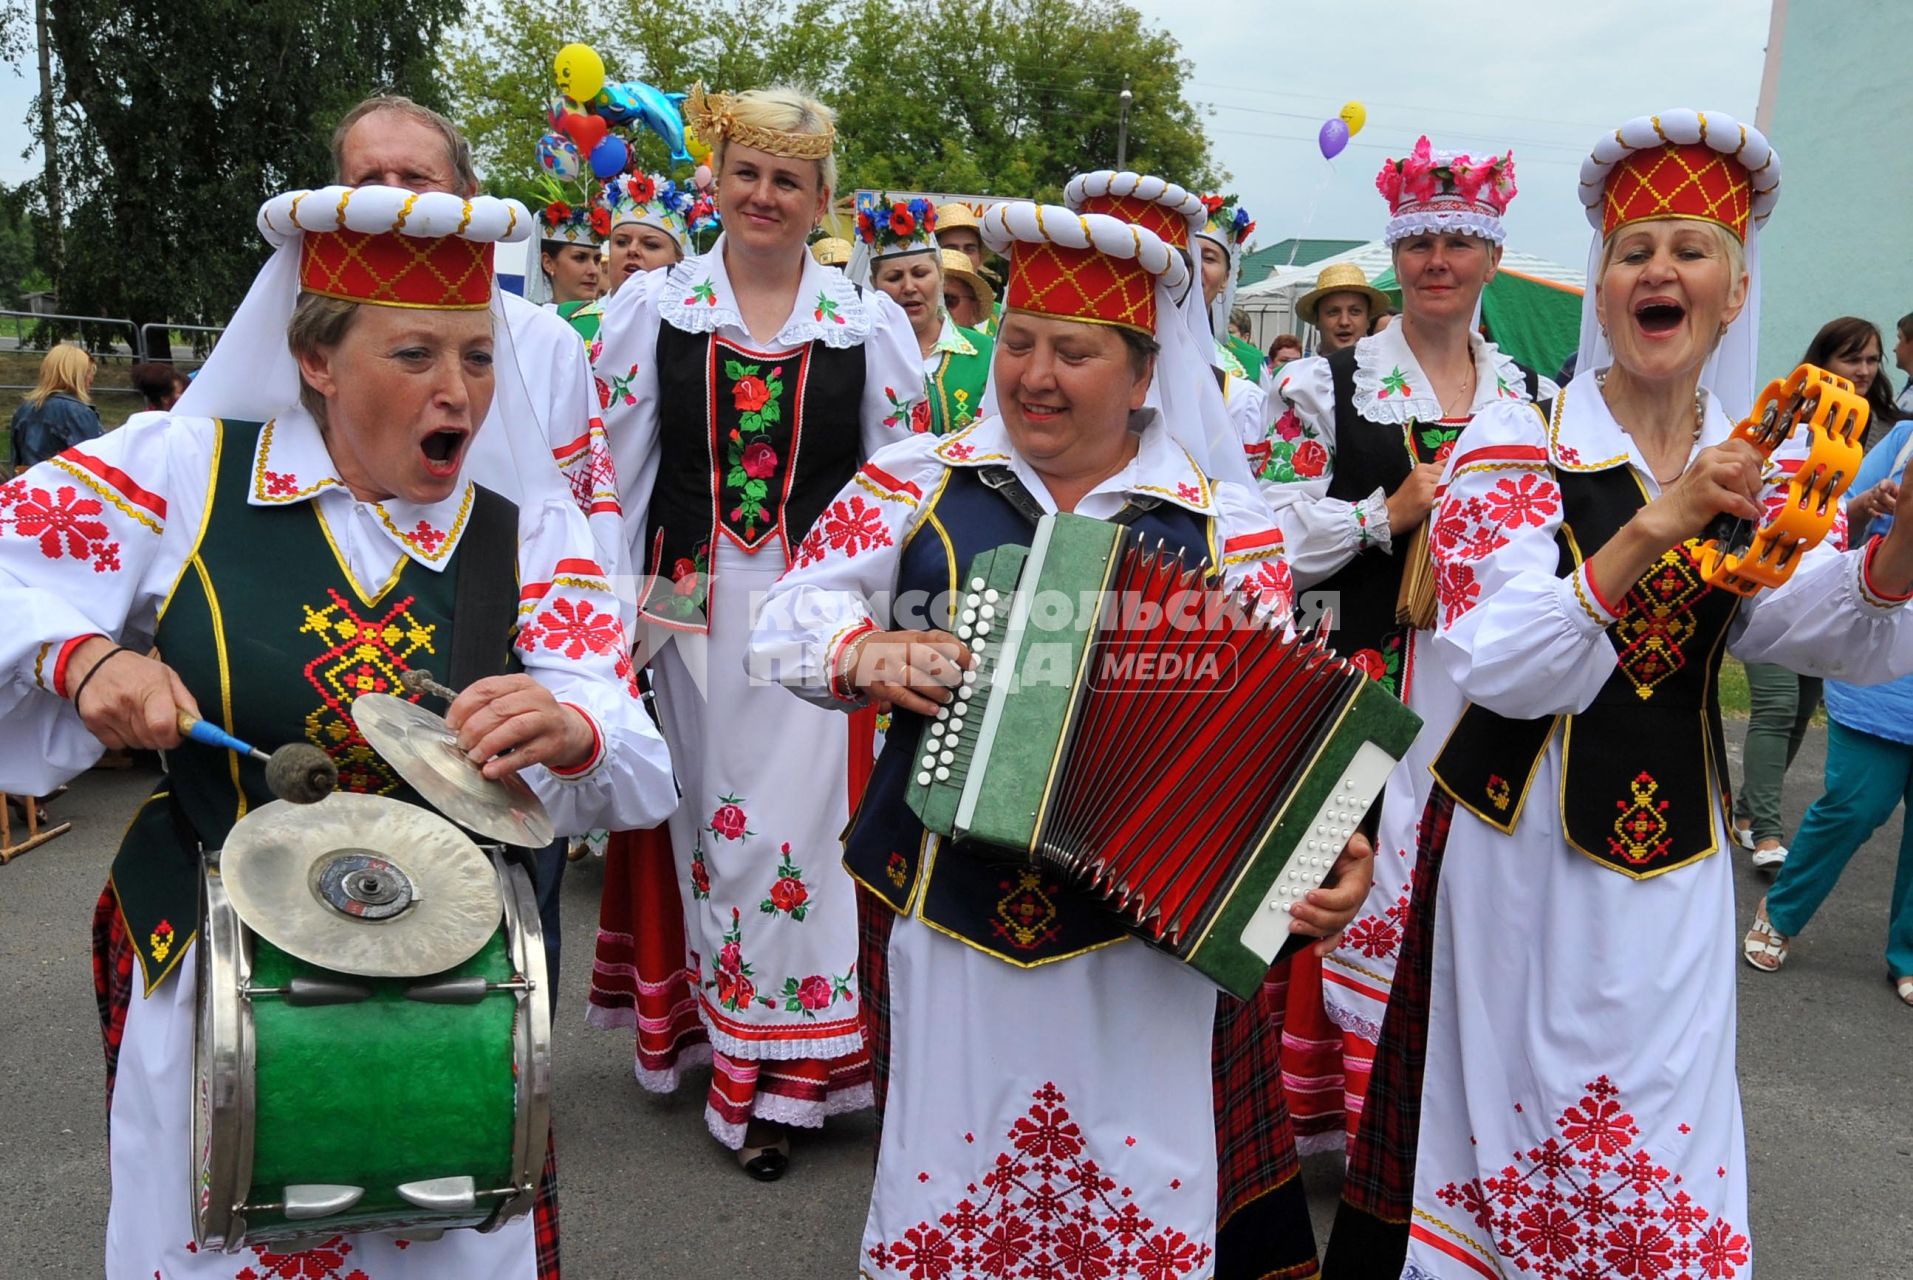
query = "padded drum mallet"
(175, 712, 338, 804)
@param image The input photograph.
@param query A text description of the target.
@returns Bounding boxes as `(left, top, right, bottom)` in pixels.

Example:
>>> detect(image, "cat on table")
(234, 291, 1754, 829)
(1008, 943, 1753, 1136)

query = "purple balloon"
(1318, 117, 1350, 160)
(589, 135, 630, 180)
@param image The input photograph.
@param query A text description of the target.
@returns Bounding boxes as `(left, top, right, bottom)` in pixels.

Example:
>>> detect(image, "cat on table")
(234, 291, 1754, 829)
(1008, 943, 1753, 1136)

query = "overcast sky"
(0, 0, 1772, 271)
(1134, 0, 1774, 269)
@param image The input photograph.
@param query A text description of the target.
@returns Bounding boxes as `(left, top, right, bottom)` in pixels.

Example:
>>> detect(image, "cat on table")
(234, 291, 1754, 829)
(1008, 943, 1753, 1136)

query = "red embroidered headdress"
(1579, 110, 1779, 243)
(1063, 171, 1205, 251)
(262, 187, 530, 311)
(982, 203, 1187, 336)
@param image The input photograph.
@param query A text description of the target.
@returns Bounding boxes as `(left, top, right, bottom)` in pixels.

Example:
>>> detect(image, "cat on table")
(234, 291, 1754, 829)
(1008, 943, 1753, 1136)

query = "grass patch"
(1719, 656, 1749, 718)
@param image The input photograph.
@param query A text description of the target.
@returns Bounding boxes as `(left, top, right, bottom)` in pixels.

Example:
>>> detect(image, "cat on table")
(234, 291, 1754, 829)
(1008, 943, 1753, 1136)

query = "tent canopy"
(1236, 239, 1584, 381)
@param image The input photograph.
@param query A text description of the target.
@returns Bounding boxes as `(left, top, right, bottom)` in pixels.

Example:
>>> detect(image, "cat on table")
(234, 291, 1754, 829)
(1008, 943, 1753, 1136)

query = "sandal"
(1742, 900, 1790, 972)
(737, 1130, 791, 1182)
(1894, 976, 1913, 1007)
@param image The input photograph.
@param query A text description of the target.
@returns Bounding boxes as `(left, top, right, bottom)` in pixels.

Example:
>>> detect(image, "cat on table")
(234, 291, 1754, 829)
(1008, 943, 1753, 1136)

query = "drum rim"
(489, 849, 552, 1230)
(193, 856, 258, 1251)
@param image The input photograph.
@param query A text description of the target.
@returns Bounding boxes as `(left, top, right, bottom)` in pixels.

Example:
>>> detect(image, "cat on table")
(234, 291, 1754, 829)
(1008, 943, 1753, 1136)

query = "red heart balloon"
(561, 113, 608, 153)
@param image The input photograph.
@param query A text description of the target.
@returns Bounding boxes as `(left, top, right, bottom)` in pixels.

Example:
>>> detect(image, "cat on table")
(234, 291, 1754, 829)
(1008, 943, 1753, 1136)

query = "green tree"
(40, 0, 462, 340)
(0, 183, 45, 307)
(445, 0, 1216, 206)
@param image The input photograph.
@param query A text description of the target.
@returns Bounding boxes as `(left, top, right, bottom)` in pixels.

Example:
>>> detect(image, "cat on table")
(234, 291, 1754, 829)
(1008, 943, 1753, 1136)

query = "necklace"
(1596, 367, 1704, 486)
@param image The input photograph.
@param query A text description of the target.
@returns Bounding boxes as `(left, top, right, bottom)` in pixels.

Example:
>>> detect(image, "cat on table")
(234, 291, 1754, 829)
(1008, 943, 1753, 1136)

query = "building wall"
(1756, 0, 1913, 390)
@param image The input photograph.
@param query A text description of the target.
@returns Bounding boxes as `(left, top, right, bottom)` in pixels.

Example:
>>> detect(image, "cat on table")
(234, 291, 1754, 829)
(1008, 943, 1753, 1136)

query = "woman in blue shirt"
(9, 342, 101, 471)
(1746, 413, 1913, 1003)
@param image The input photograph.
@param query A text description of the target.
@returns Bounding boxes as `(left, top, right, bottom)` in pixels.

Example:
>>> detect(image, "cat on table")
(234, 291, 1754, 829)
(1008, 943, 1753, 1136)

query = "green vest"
(112, 419, 505, 992)
(928, 324, 993, 436)
(1225, 333, 1269, 382)
(556, 298, 603, 345)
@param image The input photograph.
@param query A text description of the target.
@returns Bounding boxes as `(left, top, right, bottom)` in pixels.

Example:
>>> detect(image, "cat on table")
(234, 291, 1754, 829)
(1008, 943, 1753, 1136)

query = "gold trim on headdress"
(686, 82, 835, 163)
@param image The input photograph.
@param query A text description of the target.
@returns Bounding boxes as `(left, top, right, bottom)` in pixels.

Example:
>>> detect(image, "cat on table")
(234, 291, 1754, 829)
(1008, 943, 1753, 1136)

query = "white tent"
(1234, 239, 1583, 350)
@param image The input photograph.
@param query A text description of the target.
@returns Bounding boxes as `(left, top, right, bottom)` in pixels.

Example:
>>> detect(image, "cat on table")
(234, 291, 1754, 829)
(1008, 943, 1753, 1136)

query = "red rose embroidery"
(718, 940, 742, 973)
(711, 803, 748, 840)
(1271, 406, 1303, 442)
(690, 856, 711, 895)
(741, 441, 779, 479)
(769, 876, 808, 913)
(1292, 439, 1329, 478)
(796, 975, 833, 1010)
(1348, 648, 1387, 681)
(595, 377, 611, 410)
(909, 400, 932, 434)
(733, 376, 772, 413)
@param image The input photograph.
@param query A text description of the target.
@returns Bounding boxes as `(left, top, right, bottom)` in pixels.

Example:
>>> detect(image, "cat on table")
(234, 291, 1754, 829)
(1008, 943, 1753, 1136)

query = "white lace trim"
(1351, 328, 1536, 427)
(635, 1041, 714, 1096)
(1383, 208, 1507, 245)
(1322, 997, 1383, 1045)
(656, 252, 876, 350)
(1295, 1129, 1349, 1158)
(703, 1081, 875, 1149)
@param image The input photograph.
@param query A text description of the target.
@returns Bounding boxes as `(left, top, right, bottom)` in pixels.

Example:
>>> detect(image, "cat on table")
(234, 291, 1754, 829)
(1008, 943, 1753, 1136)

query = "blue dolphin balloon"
(595, 79, 690, 165)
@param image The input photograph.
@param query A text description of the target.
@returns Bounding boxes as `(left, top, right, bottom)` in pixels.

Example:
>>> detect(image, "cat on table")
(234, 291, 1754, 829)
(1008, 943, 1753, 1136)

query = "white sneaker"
(1751, 845, 1788, 870)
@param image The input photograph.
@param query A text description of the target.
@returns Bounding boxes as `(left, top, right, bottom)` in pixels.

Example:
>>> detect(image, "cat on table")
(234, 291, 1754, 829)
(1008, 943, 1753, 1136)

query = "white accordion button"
(939, 751, 954, 765)
(936, 706, 950, 721)
(917, 771, 932, 785)
(962, 609, 977, 626)
(970, 577, 986, 591)
(935, 767, 951, 781)
(981, 604, 997, 619)
(962, 670, 977, 685)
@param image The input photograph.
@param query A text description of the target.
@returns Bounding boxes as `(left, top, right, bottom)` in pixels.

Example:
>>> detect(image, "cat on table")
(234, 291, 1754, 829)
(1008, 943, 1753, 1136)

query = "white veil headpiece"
(1572, 110, 1781, 421)
(174, 185, 570, 531)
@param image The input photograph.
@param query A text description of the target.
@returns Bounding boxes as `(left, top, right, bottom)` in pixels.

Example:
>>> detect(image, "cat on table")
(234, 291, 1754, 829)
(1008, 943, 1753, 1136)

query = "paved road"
(3, 722, 1909, 1277)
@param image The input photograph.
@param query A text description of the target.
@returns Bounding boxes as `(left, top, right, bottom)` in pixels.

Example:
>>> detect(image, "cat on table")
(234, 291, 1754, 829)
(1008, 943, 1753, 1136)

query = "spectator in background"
(128, 362, 188, 413)
(1268, 332, 1303, 370)
(1226, 306, 1270, 381)
(1732, 315, 1901, 869)
(9, 343, 101, 472)
(1371, 310, 1397, 334)
(1295, 261, 1386, 354)
(1893, 312, 1912, 416)
(1745, 409, 1913, 1006)
(1805, 315, 1899, 449)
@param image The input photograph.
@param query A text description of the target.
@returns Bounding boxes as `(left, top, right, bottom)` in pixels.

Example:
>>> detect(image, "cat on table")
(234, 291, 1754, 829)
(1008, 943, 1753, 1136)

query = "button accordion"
(905, 512, 1422, 998)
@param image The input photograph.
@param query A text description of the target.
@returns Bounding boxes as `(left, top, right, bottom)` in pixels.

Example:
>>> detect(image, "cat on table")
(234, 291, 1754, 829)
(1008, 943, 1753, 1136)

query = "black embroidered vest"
(1429, 464, 1741, 879)
(843, 466, 1216, 966)
(111, 419, 517, 992)
(641, 319, 866, 629)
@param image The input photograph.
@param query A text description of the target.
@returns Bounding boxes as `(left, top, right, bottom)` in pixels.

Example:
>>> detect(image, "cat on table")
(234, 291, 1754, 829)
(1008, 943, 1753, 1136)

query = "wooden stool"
(1, 791, 72, 863)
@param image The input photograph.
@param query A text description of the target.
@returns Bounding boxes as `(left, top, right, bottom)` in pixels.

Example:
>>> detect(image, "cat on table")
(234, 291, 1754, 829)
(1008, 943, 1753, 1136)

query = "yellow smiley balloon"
(553, 43, 607, 105)
(1339, 101, 1367, 137)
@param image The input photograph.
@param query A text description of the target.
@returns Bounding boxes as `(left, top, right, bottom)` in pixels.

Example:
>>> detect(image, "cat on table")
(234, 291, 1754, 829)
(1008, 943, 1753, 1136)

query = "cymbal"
(350, 693, 556, 848)
(220, 793, 501, 977)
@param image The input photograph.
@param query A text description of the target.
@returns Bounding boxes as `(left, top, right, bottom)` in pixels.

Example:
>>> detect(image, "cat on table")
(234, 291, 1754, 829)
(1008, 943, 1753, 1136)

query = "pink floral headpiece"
(1375, 137, 1517, 245)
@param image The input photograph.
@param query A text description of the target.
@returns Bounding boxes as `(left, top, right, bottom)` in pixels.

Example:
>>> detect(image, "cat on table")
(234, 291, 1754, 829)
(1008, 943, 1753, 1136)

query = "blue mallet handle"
(176, 712, 268, 763)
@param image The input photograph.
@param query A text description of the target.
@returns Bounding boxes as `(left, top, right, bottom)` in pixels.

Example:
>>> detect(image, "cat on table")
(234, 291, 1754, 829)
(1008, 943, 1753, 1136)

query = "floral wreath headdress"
(1375, 138, 1517, 245)
(598, 171, 694, 252)
(855, 193, 938, 257)
(685, 81, 835, 162)
(1196, 193, 1256, 252)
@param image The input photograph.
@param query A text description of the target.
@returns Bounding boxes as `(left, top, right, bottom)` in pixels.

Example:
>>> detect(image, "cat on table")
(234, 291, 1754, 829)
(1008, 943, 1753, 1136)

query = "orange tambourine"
(1697, 364, 1870, 597)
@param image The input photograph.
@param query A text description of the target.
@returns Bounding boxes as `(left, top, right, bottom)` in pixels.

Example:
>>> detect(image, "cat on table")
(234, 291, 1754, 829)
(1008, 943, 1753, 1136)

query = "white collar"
(1546, 368, 1731, 477)
(931, 315, 977, 357)
(656, 235, 874, 349)
(246, 408, 476, 570)
(930, 411, 1216, 514)
(1350, 322, 1535, 425)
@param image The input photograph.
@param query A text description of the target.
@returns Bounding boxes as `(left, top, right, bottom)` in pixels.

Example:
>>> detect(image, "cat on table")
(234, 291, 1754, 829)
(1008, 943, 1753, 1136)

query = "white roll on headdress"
(177, 185, 568, 529)
(1572, 110, 1781, 419)
(979, 201, 1255, 495)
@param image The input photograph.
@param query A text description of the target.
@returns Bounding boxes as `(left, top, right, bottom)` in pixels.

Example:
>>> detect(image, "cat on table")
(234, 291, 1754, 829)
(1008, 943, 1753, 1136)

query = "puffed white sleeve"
(509, 498, 677, 834)
(1426, 401, 1620, 718)
(592, 271, 666, 590)
(1726, 444, 1913, 682)
(1254, 356, 1391, 587)
(0, 416, 216, 791)
(858, 290, 933, 456)
(531, 305, 625, 589)
(747, 438, 944, 708)
(1212, 477, 1297, 618)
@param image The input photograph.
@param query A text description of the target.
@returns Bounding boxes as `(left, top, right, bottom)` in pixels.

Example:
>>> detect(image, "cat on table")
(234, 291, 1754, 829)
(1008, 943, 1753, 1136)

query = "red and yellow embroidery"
(1610, 771, 1673, 868)
(991, 869, 1062, 952)
(299, 588, 437, 794)
(1612, 543, 1708, 701)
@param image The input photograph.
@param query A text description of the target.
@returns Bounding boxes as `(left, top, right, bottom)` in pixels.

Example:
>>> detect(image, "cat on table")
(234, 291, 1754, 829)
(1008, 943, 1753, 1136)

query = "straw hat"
(810, 236, 853, 266)
(1296, 262, 1389, 326)
(938, 248, 995, 309)
(935, 201, 984, 234)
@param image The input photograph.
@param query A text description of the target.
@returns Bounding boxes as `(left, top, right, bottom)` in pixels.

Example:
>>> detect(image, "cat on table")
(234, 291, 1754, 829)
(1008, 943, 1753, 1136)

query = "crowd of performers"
(5, 70, 1913, 1280)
